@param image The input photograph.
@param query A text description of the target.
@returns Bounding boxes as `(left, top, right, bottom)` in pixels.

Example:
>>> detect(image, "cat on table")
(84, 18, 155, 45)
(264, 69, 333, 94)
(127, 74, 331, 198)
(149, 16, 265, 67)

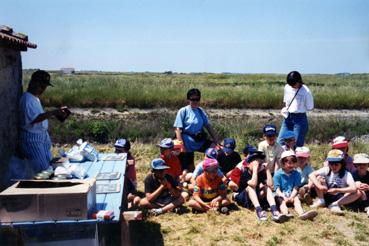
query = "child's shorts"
(324, 193, 344, 205)
(275, 196, 296, 208)
(234, 189, 268, 209)
(153, 196, 177, 207)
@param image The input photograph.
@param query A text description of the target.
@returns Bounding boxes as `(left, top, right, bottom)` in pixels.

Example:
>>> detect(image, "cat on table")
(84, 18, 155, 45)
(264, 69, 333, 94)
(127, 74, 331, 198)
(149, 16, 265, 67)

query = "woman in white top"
(277, 71, 314, 147)
(19, 70, 69, 173)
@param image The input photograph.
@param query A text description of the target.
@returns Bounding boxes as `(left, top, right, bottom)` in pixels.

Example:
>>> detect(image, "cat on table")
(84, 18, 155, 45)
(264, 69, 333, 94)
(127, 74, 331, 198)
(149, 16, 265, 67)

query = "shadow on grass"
(130, 220, 164, 246)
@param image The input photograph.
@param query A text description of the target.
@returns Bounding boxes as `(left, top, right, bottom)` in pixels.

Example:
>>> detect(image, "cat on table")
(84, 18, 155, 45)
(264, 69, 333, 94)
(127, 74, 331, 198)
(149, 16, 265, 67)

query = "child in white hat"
(351, 153, 369, 217)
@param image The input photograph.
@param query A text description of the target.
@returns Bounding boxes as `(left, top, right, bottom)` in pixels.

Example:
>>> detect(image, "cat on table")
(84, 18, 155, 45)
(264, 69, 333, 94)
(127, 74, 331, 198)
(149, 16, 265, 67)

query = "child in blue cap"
(140, 158, 186, 216)
(217, 138, 241, 177)
(258, 124, 284, 175)
(115, 138, 140, 209)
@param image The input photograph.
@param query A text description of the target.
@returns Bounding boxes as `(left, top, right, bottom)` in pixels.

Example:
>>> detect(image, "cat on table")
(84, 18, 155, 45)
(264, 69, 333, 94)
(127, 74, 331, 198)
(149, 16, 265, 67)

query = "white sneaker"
(310, 200, 325, 209)
(328, 204, 344, 215)
(365, 206, 369, 217)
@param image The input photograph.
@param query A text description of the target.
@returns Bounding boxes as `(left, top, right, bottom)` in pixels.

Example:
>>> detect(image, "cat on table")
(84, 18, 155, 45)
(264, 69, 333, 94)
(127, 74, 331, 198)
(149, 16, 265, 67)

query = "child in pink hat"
(324, 136, 355, 173)
(188, 158, 231, 213)
(295, 146, 315, 205)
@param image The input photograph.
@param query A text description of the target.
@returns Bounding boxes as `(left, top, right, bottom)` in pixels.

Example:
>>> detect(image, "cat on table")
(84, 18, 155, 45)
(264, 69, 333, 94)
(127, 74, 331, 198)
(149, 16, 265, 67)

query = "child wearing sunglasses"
(309, 149, 358, 214)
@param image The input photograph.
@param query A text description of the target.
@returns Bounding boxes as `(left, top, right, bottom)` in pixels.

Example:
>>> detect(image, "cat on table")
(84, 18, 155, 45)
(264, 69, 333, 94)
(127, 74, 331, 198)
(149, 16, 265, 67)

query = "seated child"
(323, 136, 355, 173)
(295, 146, 315, 205)
(115, 138, 140, 208)
(189, 148, 225, 191)
(217, 138, 242, 177)
(158, 138, 183, 182)
(258, 124, 284, 175)
(309, 149, 359, 215)
(140, 158, 186, 216)
(228, 144, 260, 192)
(274, 150, 318, 220)
(279, 131, 296, 151)
(188, 158, 231, 213)
(231, 151, 288, 222)
(351, 153, 369, 217)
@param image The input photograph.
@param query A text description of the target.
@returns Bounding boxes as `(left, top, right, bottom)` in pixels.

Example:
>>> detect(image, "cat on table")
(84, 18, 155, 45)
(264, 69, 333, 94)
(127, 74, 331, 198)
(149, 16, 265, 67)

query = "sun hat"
(242, 144, 258, 155)
(158, 138, 174, 149)
(246, 151, 266, 163)
(326, 149, 344, 162)
(151, 158, 170, 170)
(295, 146, 310, 158)
(353, 153, 369, 164)
(280, 150, 296, 160)
(331, 136, 349, 149)
(205, 148, 218, 159)
(114, 138, 131, 150)
(263, 124, 277, 137)
(203, 158, 219, 171)
(223, 138, 236, 154)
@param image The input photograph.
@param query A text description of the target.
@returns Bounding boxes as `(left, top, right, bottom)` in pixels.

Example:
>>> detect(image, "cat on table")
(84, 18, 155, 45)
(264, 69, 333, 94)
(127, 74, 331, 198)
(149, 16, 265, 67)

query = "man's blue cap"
(263, 124, 277, 136)
(151, 158, 170, 170)
(223, 138, 236, 154)
(158, 138, 174, 149)
(242, 144, 258, 155)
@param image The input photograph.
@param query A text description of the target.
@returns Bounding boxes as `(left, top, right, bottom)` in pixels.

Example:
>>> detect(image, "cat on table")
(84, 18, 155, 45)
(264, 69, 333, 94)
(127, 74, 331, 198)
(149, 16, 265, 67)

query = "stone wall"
(0, 46, 22, 190)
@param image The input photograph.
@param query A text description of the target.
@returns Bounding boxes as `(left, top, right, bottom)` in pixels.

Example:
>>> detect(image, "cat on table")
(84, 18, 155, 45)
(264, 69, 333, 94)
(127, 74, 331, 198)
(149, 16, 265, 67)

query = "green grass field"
(39, 70, 369, 245)
(24, 71, 369, 109)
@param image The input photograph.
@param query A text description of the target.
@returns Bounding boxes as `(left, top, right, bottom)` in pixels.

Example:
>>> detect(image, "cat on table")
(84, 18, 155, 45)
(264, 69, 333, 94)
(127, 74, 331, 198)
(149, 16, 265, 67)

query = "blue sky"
(2, 0, 369, 73)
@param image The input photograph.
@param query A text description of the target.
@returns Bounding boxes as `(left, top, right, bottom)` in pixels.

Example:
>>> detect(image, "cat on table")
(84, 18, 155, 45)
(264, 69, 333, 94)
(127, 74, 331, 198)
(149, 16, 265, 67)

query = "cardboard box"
(0, 179, 96, 223)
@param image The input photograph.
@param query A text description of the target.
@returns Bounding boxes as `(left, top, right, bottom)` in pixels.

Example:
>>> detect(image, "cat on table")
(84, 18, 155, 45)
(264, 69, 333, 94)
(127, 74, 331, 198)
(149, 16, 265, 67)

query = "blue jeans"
(277, 113, 308, 147)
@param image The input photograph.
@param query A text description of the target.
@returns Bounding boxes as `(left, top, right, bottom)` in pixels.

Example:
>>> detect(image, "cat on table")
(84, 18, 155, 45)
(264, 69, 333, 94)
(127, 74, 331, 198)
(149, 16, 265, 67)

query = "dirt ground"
(71, 107, 369, 120)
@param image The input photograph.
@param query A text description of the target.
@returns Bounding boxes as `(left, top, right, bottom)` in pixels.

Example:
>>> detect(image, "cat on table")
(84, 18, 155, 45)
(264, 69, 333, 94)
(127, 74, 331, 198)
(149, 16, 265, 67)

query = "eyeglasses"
(189, 97, 200, 102)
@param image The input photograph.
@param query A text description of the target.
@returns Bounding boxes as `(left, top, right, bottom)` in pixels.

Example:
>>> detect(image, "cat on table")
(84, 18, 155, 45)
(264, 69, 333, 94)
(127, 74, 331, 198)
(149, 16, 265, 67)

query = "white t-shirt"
(316, 166, 355, 188)
(19, 92, 48, 133)
(258, 140, 283, 173)
(283, 84, 314, 113)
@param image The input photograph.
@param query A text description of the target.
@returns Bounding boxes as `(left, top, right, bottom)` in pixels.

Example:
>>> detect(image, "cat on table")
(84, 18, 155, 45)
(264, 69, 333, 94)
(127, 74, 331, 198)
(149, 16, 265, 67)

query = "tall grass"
(24, 71, 369, 109)
(49, 112, 369, 148)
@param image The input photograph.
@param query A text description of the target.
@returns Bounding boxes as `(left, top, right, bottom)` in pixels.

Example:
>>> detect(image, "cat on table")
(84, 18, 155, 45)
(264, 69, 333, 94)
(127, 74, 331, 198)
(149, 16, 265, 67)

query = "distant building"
(0, 25, 36, 190)
(61, 67, 75, 75)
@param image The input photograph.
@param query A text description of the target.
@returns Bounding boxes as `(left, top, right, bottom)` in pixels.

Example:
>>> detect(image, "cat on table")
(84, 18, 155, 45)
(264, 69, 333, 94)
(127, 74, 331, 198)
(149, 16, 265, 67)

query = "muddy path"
(70, 107, 369, 119)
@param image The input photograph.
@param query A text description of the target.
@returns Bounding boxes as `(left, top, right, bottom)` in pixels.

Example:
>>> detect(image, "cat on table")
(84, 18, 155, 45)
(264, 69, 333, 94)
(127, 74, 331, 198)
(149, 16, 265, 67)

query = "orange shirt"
(194, 173, 226, 200)
(160, 153, 182, 179)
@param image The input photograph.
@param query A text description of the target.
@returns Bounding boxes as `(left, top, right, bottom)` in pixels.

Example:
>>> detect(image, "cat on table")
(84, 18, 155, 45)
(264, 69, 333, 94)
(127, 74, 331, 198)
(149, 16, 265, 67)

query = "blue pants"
(278, 113, 308, 147)
(19, 130, 52, 173)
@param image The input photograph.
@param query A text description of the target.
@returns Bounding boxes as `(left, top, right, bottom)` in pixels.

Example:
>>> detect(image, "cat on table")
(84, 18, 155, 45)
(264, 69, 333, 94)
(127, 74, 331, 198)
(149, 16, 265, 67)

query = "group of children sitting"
(114, 124, 369, 222)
